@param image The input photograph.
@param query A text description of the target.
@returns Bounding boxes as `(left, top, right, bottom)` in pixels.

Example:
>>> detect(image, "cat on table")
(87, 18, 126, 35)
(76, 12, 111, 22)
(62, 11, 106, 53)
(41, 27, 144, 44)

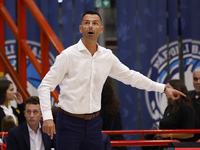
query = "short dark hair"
(0, 80, 12, 105)
(24, 96, 40, 109)
(81, 10, 102, 21)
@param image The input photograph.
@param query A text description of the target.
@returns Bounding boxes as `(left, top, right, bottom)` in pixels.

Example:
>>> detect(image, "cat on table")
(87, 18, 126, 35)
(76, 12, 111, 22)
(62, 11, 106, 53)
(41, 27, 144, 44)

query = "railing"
(0, 132, 7, 150)
(102, 129, 200, 147)
(1, 130, 200, 149)
(0, 143, 6, 150)
(0, 0, 64, 102)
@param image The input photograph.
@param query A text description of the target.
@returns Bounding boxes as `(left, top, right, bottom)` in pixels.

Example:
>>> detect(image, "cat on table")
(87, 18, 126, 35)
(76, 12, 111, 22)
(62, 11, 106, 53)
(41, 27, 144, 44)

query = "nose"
(89, 22, 93, 28)
(197, 79, 200, 83)
(30, 112, 34, 117)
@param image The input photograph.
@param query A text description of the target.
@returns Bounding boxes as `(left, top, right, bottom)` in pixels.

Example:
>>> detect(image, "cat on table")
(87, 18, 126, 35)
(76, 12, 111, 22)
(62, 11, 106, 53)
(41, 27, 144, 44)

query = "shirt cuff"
(154, 83, 165, 93)
(42, 110, 53, 121)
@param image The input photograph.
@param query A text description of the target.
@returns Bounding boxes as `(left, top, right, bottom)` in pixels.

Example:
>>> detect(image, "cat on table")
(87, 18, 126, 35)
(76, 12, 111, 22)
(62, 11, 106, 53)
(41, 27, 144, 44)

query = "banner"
(116, 0, 139, 141)
(180, 0, 200, 90)
(138, 0, 168, 129)
(74, 0, 95, 42)
(62, 0, 74, 48)
(137, 0, 200, 131)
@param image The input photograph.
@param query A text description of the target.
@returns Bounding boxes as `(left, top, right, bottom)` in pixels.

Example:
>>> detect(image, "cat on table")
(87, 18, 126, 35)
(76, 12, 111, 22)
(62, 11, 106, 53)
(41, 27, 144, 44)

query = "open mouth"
(88, 31, 94, 35)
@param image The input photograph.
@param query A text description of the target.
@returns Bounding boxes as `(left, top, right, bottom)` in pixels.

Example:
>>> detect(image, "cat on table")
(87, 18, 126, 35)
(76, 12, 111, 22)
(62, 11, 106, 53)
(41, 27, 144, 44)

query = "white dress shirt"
(38, 39, 165, 121)
(27, 123, 45, 150)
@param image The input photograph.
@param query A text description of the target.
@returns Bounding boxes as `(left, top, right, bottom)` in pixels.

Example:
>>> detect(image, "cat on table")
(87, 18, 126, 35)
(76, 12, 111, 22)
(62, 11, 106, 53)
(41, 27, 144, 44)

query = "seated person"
(6, 96, 56, 150)
(188, 67, 200, 141)
(2, 115, 18, 132)
(142, 79, 195, 150)
(0, 79, 25, 131)
(153, 79, 195, 150)
(0, 115, 18, 144)
(156, 79, 195, 141)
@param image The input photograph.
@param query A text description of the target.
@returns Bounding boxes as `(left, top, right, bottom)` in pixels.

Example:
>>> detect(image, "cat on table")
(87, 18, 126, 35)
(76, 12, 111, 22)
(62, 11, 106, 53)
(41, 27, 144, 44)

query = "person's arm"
(11, 92, 25, 124)
(38, 52, 68, 139)
(14, 92, 23, 104)
(156, 133, 194, 139)
(109, 54, 186, 100)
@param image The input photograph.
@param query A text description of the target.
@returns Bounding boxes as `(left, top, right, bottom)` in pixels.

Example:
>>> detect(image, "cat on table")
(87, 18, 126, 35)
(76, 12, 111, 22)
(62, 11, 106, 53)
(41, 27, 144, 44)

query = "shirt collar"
(0, 104, 12, 111)
(194, 91, 200, 99)
(77, 39, 102, 53)
(27, 122, 41, 132)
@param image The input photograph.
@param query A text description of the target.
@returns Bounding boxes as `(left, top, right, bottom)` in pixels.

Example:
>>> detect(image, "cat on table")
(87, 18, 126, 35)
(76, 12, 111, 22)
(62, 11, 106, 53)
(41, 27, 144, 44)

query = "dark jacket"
(6, 121, 56, 150)
(189, 90, 200, 141)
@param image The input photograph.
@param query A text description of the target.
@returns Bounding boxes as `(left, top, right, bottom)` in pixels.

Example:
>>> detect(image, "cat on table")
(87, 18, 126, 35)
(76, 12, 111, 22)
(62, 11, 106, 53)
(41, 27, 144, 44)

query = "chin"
(196, 89, 200, 93)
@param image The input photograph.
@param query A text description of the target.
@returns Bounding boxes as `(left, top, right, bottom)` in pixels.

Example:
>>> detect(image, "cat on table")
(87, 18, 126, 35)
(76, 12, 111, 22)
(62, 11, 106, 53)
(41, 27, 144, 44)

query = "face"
(6, 84, 15, 101)
(79, 14, 104, 42)
(193, 71, 200, 94)
(24, 104, 42, 128)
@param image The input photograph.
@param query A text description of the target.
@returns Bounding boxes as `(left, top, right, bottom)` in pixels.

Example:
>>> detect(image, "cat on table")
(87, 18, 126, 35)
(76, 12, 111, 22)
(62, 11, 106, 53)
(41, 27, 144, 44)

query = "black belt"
(58, 108, 100, 120)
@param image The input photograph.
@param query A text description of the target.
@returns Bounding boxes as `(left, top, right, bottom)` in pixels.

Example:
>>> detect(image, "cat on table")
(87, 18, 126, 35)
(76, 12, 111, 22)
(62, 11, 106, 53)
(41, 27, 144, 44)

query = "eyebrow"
(83, 19, 99, 22)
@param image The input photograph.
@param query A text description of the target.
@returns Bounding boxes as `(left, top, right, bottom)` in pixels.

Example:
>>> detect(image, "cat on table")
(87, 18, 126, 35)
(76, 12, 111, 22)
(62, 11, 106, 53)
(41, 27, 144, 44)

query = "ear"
(100, 26, 104, 34)
(79, 25, 82, 33)
(39, 110, 42, 116)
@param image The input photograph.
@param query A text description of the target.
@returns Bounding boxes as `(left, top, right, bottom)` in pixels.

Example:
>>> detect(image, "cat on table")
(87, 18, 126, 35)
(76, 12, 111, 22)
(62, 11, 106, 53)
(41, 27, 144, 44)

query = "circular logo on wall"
(5, 40, 57, 105)
(145, 39, 200, 125)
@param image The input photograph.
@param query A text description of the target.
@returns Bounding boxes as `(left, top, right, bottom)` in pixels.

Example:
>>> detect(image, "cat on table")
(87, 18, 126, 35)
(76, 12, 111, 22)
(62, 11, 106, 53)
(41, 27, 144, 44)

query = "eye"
(26, 110, 31, 114)
(33, 110, 39, 114)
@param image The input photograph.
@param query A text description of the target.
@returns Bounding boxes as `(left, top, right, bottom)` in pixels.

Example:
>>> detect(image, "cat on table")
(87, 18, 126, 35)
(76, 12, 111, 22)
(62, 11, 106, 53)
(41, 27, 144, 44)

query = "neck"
(3, 101, 8, 108)
(30, 124, 39, 134)
(81, 39, 97, 56)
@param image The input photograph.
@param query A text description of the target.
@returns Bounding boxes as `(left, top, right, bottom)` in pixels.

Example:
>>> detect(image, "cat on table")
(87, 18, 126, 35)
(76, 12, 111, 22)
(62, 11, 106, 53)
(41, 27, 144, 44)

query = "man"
(38, 10, 185, 150)
(6, 96, 56, 150)
(189, 67, 200, 141)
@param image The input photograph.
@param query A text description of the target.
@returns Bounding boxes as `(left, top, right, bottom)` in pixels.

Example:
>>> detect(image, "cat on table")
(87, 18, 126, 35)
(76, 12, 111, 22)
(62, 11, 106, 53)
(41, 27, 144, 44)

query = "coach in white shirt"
(38, 10, 185, 150)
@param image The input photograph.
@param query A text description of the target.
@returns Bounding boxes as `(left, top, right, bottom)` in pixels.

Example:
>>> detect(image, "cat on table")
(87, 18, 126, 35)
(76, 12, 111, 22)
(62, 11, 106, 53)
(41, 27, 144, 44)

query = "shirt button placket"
(89, 58, 94, 112)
